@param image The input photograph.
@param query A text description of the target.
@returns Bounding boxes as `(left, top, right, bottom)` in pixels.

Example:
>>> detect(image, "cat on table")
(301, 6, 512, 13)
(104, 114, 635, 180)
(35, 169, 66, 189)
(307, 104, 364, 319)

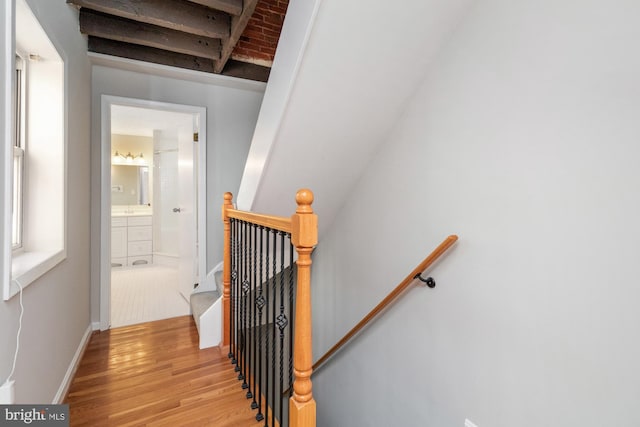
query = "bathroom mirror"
(111, 164, 150, 206)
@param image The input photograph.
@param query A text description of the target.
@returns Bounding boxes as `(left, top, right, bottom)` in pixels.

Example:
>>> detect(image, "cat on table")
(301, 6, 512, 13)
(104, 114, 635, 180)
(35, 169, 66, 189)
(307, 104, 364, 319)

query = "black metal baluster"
(237, 222, 244, 379)
(242, 222, 249, 390)
(239, 221, 246, 381)
(271, 229, 277, 427)
(253, 224, 258, 398)
(277, 232, 287, 424)
(233, 220, 240, 372)
(247, 224, 256, 402)
(246, 223, 254, 400)
(263, 228, 271, 427)
(228, 219, 234, 361)
(255, 226, 265, 422)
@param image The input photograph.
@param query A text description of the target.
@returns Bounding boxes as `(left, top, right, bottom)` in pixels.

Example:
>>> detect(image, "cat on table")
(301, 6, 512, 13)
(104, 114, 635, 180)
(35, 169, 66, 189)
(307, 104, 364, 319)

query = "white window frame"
(11, 146, 23, 250)
(11, 54, 24, 251)
(2, 0, 66, 300)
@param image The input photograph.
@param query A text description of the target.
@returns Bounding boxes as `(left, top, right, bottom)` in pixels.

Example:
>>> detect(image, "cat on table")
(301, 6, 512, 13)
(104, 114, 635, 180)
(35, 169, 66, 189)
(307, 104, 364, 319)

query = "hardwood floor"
(65, 316, 261, 426)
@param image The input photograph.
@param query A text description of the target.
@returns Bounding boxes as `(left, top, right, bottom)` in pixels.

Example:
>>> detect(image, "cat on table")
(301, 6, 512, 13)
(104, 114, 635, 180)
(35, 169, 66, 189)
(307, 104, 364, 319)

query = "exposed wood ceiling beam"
(186, 0, 242, 16)
(223, 59, 270, 82)
(67, 0, 230, 39)
(89, 36, 216, 73)
(214, 0, 259, 73)
(80, 9, 221, 59)
(88, 37, 270, 82)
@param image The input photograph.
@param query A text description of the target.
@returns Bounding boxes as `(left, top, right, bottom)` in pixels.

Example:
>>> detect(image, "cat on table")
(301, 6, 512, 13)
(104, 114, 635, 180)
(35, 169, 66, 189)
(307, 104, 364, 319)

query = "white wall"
(235, 0, 321, 210)
(311, 1, 640, 426)
(246, 0, 471, 226)
(90, 66, 264, 322)
(0, 0, 91, 403)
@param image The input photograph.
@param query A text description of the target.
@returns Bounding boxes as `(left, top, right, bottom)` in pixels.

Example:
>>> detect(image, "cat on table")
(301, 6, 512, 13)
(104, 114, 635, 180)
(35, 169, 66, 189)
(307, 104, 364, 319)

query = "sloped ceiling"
(241, 0, 473, 231)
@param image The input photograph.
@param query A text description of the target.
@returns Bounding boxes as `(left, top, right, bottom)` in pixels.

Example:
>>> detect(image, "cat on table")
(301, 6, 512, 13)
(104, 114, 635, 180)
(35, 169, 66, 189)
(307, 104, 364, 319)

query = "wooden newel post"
(221, 192, 233, 348)
(290, 189, 318, 427)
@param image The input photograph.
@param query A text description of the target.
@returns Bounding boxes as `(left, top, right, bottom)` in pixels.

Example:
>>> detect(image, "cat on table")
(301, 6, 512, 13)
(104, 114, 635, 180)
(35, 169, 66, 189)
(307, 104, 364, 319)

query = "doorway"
(100, 96, 207, 330)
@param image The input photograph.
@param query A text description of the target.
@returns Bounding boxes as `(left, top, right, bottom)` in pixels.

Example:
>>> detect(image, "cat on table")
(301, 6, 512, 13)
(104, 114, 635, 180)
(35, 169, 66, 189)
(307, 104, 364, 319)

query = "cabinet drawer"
(128, 255, 152, 267)
(111, 217, 127, 227)
(128, 226, 152, 242)
(128, 216, 152, 227)
(128, 241, 152, 256)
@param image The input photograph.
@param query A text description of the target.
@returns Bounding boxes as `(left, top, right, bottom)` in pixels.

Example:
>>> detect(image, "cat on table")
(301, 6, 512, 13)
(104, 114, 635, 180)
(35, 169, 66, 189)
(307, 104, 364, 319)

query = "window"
(11, 55, 24, 250)
(3, 0, 66, 300)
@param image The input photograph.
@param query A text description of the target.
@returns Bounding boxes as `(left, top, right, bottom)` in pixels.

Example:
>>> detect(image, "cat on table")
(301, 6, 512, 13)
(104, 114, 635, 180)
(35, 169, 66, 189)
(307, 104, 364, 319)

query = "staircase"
(190, 269, 223, 349)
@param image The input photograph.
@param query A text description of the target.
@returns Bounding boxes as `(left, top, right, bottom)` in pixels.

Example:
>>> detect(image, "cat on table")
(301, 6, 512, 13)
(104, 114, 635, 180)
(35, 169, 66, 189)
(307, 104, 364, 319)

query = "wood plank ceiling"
(67, 0, 289, 82)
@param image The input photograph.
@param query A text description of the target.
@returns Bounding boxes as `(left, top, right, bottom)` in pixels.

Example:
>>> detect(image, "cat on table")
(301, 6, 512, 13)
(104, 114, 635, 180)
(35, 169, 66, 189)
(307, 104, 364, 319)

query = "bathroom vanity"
(111, 211, 153, 267)
(111, 161, 153, 268)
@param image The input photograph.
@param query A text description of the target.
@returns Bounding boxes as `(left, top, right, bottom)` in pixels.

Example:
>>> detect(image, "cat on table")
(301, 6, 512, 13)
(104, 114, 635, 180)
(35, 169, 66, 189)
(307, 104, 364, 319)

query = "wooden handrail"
(226, 208, 292, 233)
(312, 235, 458, 372)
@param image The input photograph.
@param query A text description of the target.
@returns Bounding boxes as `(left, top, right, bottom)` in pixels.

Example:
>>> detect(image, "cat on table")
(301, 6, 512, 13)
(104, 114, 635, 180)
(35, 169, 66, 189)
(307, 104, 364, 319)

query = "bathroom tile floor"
(110, 265, 190, 328)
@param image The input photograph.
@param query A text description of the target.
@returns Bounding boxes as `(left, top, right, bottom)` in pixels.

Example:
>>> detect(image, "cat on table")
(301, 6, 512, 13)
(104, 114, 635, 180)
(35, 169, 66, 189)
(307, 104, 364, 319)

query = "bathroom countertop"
(112, 206, 153, 217)
(112, 212, 152, 217)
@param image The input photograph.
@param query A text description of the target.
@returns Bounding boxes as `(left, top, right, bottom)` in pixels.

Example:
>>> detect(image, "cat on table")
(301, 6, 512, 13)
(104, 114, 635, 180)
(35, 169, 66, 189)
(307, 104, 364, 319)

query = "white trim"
(53, 324, 92, 404)
(91, 322, 100, 331)
(196, 108, 207, 298)
(9, 249, 65, 296)
(3, 0, 67, 301)
(88, 52, 265, 93)
(99, 96, 111, 330)
(1, 0, 15, 301)
(100, 95, 207, 331)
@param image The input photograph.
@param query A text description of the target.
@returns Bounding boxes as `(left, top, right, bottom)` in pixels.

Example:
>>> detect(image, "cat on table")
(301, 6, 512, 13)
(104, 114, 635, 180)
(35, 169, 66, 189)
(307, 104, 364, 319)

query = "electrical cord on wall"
(3, 279, 24, 387)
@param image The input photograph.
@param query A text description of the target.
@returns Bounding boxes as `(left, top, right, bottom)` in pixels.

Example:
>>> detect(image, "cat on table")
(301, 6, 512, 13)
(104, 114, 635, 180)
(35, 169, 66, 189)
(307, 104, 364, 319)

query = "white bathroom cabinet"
(111, 215, 153, 267)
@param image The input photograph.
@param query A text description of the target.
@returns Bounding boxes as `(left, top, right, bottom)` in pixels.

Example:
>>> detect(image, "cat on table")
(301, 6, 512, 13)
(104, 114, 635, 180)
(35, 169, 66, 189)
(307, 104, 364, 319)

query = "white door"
(177, 123, 197, 300)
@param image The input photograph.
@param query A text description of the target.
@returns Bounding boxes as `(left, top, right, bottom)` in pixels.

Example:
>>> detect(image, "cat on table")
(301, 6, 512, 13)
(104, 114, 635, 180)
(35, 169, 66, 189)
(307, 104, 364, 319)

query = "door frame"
(99, 95, 207, 331)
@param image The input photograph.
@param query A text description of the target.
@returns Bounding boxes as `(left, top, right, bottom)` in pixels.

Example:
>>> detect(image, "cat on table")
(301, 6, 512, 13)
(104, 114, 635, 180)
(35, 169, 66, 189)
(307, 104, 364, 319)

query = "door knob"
(172, 207, 181, 213)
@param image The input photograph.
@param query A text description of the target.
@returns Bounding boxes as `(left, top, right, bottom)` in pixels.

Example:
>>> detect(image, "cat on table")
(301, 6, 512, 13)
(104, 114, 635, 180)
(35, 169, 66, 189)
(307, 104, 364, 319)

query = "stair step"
(190, 290, 220, 333)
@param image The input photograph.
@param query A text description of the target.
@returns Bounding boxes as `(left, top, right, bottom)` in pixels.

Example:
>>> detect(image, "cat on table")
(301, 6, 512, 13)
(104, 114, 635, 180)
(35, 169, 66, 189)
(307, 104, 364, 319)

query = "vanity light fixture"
(112, 151, 146, 165)
(112, 150, 125, 163)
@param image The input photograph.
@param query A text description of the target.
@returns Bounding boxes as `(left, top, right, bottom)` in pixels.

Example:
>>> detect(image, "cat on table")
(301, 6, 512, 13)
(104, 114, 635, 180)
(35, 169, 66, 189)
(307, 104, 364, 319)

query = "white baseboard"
(53, 324, 93, 403)
(91, 322, 100, 331)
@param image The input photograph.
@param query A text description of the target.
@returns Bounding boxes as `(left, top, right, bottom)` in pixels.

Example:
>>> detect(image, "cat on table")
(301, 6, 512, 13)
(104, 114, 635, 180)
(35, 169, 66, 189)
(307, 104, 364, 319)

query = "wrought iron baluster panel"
(227, 221, 296, 426)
